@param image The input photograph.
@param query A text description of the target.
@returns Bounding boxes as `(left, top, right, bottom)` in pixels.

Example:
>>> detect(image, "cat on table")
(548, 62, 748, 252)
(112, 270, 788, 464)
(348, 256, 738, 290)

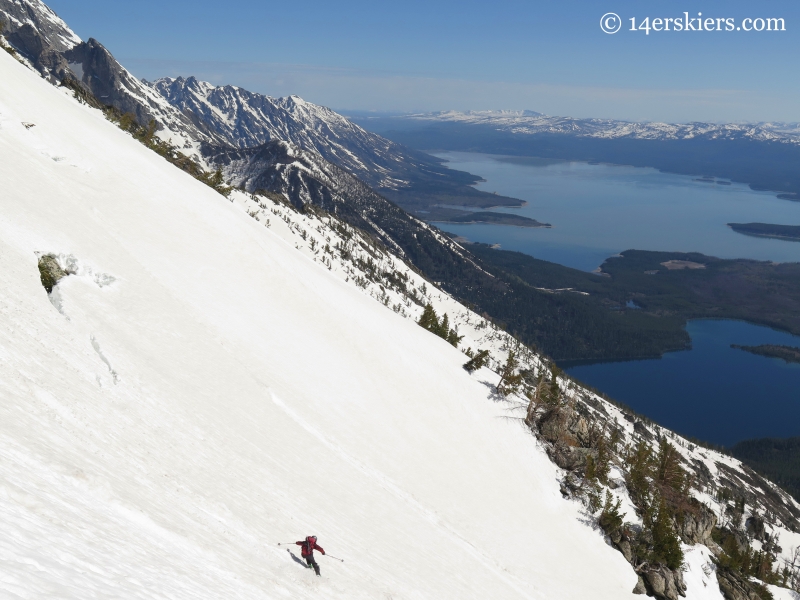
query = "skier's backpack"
(303, 536, 316, 556)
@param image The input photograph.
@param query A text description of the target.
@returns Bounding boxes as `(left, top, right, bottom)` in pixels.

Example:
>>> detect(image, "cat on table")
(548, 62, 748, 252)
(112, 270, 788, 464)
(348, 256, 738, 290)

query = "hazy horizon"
(47, 0, 800, 123)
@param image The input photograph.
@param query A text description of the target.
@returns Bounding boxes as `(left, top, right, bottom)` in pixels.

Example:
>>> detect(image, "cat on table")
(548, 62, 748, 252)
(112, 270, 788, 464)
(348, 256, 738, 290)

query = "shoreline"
(431, 218, 551, 228)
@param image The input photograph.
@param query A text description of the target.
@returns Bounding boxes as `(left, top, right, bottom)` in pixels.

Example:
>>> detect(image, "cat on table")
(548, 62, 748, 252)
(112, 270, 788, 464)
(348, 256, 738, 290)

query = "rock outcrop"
(679, 502, 717, 545)
(639, 565, 687, 600)
(37, 253, 68, 293)
(716, 567, 771, 600)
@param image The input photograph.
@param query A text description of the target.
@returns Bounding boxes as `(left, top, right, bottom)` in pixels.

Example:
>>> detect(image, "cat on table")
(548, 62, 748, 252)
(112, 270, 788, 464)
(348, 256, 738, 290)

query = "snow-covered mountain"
(0, 0, 514, 360)
(0, 41, 642, 600)
(149, 76, 455, 190)
(412, 110, 800, 144)
(0, 0, 223, 150)
(0, 0, 79, 52)
(0, 0, 508, 217)
(4, 3, 800, 599)
(4, 36, 800, 600)
(201, 139, 488, 270)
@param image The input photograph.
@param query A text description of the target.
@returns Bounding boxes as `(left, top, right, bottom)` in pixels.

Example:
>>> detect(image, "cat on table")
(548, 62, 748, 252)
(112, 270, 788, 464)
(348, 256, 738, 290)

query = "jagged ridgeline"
(3, 2, 800, 599)
(0, 0, 717, 365)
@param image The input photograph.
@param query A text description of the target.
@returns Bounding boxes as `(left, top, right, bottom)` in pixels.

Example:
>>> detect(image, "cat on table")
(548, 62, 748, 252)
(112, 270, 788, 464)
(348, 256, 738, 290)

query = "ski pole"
(324, 554, 344, 563)
(277, 542, 297, 546)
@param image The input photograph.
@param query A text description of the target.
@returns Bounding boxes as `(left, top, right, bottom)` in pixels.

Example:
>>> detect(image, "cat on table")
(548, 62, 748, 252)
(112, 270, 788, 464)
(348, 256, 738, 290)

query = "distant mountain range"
(149, 76, 454, 192)
(5, 0, 800, 362)
(408, 110, 800, 144)
(353, 111, 800, 199)
(1, 0, 512, 215)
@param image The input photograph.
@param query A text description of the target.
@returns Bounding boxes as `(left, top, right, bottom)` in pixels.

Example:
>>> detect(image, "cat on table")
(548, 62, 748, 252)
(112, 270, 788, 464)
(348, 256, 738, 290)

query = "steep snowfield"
(0, 51, 642, 598)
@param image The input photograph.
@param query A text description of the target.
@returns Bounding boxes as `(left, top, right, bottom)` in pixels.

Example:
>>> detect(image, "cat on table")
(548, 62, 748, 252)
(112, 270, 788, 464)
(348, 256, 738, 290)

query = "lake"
(431, 152, 800, 445)
(432, 152, 800, 272)
(566, 320, 800, 447)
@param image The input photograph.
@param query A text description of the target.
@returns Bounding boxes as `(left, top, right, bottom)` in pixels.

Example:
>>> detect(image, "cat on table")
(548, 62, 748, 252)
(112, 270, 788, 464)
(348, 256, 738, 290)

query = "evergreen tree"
(598, 490, 624, 534)
(463, 349, 490, 373)
(655, 437, 687, 493)
(418, 304, 439, 331)
(446, 327, 463, 348)
(439, 313, 450, 338)
(418, 304, 462, 347)
(496, 351, 523, 396)
(119, 112, 137, 132)
(650, 495, 684, 569)
(543, 364, 562, 406)
(594, 436, 611, 485)
(626, 439, 654, 509)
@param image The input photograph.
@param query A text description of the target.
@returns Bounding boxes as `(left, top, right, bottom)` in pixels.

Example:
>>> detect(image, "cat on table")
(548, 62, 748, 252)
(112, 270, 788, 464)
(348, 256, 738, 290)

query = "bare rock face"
(641, 565, 687, 600)
(538, 406, 590, 447)
(0, 0, 81, 53)
(716, 567, 769, 600)
(679, 502, 717, 545)
(547, 443, 596, 473)
(634, 420, 654, 440)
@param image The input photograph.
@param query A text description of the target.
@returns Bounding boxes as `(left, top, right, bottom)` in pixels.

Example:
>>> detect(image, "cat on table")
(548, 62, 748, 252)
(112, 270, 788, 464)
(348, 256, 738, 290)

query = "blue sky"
(46, 0, 800, 122)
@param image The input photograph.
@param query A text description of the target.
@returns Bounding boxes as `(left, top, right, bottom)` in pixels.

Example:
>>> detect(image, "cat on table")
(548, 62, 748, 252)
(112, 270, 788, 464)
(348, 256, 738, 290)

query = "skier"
(296, 535, 325, 576)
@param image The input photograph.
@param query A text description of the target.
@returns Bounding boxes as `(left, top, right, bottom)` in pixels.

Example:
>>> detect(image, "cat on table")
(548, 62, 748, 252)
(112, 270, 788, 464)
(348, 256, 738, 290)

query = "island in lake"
(728, 222, 800, 242)
(464, 245, 800, 362)
(731, 344, 800, 365)
(423, 207, 550, 228)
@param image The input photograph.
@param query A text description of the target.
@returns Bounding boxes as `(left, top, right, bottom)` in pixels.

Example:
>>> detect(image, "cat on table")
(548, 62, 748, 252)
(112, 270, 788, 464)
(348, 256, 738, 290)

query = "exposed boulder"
(618, 539, 634, 563)
(37, 253, 68, 293)
(632, 576, 647, 594)
(640, 565, 687, 600)
(559, 473, 582, 498)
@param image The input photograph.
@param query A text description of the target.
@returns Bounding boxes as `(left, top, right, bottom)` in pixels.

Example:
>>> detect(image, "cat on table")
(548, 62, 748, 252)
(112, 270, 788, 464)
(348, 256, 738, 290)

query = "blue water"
(566, 320, 800, 446)
(432, 152, 800, 272)
(431, 153, 800, 444)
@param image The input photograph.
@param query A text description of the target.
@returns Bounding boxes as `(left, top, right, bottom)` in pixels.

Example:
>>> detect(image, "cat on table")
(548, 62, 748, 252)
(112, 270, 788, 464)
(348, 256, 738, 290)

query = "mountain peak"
(149, 76, 432, 188)
(0, 0, 81, 52)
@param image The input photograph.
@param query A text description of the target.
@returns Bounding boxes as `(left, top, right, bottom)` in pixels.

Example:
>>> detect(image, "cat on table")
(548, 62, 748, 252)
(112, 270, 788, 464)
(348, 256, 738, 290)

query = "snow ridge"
(0, 0, 81, 52)
(149, 76, 441, 188)
(414, 110, 800, 144)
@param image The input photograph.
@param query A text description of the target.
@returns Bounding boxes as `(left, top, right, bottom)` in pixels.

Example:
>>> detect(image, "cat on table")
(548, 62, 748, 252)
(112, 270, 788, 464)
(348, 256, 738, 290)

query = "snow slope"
(0, 48, 644, 598)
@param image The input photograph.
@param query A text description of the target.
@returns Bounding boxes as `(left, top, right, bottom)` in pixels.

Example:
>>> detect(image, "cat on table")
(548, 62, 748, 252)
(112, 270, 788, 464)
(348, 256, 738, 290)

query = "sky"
(45, 0, 800, 123)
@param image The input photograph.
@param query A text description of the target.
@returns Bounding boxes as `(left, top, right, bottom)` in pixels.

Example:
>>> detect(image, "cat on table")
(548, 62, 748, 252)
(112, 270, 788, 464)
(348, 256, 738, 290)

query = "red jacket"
(297, 537, 325, 557)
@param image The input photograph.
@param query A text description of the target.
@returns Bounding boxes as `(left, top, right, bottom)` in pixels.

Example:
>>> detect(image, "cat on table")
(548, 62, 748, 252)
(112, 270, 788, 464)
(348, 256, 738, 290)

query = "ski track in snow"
(269, 390, 537, 599)
(0, 47, 641, 599)
(2, 11, 799, 598)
